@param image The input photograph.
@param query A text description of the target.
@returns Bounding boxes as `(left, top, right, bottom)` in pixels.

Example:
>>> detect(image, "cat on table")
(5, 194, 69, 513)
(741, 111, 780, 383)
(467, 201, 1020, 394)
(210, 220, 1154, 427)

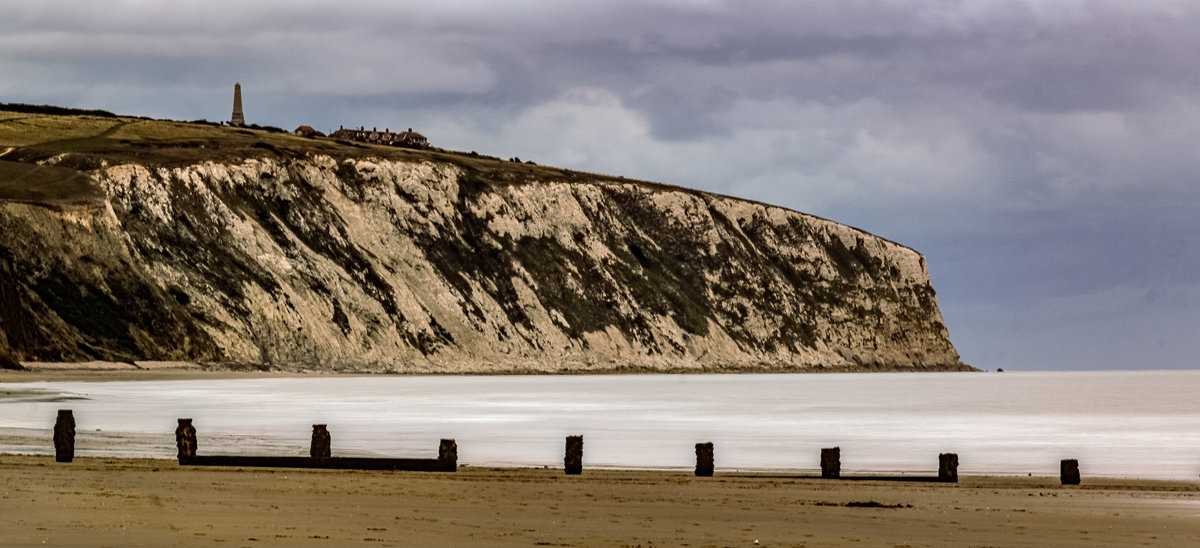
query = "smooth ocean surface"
(3, 371, 1199, 478)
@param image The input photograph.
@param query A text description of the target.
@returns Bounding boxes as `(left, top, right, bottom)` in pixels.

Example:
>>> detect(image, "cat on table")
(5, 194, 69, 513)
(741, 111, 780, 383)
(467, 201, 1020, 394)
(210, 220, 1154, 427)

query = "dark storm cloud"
(4, 0, 1199, 370)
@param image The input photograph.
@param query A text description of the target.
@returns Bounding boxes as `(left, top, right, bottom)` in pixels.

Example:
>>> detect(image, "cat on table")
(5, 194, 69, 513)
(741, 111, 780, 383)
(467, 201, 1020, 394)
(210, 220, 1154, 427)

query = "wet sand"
(2, 455, 1198, 547)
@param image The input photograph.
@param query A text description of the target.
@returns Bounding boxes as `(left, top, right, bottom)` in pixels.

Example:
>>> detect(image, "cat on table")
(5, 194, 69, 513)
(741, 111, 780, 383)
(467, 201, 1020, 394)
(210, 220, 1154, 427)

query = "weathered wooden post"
(1060, 459, 1080, 485)
(938, 452, 959, 482)
(438, 439, 458, 472)
(310, 424, 331, 458)
(176, 418, 197, 462)
(695, 442, 714, 477)
(564, 435, 583, 475)
(53, 409, 75, 463)
(821, 447, 840, 478)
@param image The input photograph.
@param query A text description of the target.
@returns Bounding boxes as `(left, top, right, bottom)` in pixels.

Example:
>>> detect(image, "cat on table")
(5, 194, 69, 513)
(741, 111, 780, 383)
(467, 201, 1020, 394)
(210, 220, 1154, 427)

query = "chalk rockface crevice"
(0, 152, 966, 372)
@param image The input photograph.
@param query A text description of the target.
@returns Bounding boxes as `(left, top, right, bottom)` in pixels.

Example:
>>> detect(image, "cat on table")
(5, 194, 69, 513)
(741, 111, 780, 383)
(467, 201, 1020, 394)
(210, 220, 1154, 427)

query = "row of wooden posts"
(50, 409, 1084, 485)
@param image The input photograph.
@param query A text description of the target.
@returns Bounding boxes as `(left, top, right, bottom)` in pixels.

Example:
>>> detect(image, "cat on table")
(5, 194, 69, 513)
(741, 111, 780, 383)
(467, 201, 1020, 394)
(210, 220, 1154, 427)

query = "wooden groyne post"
(438, 439, 458, 472)
(174, 423, 456, 471)
(1060, 459, 1081, 485)
(821, 447, 840, 478)
(310, 424, 331, 458)
(938, 452, 959, 482)
(176, 418, 197, 460)
(565, 435, 583, 475)
(695, 442, 714, 477)
(53, 409, 75, 463)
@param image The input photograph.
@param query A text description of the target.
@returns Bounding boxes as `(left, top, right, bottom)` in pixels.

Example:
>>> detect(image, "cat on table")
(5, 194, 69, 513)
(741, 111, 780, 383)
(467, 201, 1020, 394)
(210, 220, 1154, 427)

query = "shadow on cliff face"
(0, 348, 23, 370)
(0, 204, 220, 363)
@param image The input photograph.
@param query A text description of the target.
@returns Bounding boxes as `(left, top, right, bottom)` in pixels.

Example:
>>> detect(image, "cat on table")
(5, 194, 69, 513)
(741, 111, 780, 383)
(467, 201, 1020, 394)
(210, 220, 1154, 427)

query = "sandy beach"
(2, 455, 1198, 547)
(5, 367, 1200, 546)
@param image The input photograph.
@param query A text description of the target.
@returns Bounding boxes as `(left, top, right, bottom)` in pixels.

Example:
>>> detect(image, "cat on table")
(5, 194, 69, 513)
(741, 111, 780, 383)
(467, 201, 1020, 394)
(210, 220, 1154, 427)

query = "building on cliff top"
(293, 125, 325, 138)
(329, 125, 429, 148)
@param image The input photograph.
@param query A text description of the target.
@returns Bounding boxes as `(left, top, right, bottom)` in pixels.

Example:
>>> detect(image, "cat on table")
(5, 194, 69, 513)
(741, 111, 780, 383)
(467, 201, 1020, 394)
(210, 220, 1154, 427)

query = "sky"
(3, 0, 1197, 371)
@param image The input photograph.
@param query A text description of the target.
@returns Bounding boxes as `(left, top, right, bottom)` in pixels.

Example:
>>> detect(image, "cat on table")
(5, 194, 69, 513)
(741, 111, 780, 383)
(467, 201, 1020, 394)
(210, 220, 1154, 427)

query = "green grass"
(0, 111, 644, 184)
(0, 114, 125, 147)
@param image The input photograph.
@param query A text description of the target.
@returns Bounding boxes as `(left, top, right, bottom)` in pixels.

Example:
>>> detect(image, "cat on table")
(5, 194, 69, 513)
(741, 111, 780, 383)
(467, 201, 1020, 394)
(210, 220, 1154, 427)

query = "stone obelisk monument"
(230, 82, 245, 126)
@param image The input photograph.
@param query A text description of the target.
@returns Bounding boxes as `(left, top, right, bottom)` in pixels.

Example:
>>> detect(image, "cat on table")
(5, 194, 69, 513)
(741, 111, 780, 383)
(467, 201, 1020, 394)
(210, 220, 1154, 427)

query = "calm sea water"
(2, 371, 1199, 479)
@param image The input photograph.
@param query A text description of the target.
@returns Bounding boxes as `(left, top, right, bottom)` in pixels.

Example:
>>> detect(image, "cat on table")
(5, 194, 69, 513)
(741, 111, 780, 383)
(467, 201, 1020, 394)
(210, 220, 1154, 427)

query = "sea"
(2, 370, 1198, 479)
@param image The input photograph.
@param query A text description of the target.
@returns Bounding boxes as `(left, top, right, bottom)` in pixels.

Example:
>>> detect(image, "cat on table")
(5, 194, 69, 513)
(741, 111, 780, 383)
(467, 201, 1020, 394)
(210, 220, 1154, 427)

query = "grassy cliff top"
(0, 105, 618, 183)
(0, 105, 645, 210)
(0, 105, 692, 212)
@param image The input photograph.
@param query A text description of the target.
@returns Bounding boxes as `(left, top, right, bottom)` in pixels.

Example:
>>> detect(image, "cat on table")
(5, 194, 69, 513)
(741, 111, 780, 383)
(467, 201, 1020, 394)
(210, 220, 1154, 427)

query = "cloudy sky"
(4, 0, 1197, 370)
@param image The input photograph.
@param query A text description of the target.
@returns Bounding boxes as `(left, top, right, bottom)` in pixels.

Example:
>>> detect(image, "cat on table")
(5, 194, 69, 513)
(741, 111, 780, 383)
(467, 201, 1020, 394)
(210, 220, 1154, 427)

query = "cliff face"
(0, 144, 965, 372)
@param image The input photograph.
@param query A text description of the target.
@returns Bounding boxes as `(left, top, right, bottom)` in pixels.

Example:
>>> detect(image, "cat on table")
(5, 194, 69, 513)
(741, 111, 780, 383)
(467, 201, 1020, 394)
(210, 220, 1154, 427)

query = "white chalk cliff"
(0, 149, 966, 372)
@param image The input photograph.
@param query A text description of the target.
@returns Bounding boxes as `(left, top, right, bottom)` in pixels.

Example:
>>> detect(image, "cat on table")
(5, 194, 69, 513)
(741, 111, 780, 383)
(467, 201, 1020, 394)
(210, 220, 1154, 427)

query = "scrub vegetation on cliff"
(0, 106, 968, 373)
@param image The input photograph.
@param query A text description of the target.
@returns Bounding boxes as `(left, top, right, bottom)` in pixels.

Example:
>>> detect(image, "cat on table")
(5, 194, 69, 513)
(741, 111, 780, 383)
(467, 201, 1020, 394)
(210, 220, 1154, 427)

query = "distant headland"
(0, 103, 969, 374)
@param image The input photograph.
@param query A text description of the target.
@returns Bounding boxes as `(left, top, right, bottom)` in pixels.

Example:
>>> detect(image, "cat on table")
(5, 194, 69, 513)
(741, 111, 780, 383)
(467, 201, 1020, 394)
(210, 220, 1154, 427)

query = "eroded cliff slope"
(0, 113, 966, 372)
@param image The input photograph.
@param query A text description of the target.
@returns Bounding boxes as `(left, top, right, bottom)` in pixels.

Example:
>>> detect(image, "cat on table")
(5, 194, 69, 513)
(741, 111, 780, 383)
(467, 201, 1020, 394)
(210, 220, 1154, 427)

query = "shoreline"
(2, 447, 1197, 482)
(0, 367, 323, 383)
(7, 370, 1198, 482)
(2, 454, 1198, 546)
(1, 361, 979, 383)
